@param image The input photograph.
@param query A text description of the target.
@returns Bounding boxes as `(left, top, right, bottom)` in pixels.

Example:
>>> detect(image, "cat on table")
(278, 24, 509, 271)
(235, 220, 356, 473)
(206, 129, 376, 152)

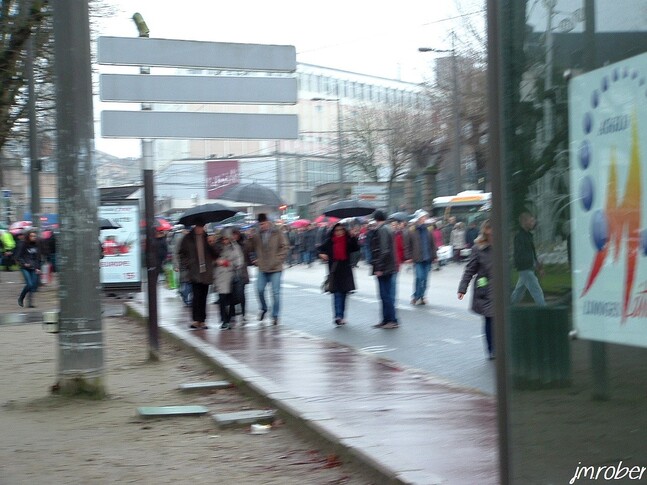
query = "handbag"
(321, 262, 337, 293)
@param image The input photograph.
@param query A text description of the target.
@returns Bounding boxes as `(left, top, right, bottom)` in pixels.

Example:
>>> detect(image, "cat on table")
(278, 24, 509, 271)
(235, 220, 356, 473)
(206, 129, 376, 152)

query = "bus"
(431, 190, 491, 225)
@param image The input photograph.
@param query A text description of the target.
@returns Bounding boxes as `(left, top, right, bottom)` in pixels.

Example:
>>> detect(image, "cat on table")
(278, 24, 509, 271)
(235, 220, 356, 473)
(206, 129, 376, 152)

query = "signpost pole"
(132, 13, 159, 361)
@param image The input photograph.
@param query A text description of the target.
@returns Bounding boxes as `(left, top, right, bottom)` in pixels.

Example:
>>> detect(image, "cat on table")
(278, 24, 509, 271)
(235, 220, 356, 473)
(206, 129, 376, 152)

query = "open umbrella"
(219, 182, 284, 207)
(322, 199, 377, 219)
(216, 212, 249, 226)
(388, 211, 411, 222)
(155, 217, 173, 231)
(290, 219, 311, 229)
(9, 221, 33, 235)
(313, 215, 340, 225)
(100, 218, 122, 230)
(179, 202, 237, 226)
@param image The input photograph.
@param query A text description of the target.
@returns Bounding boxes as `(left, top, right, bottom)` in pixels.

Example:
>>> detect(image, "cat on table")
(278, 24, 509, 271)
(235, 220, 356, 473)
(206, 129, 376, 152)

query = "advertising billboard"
(569, 52, 647, 348)
(206, 160, 239, 199)
(99, 200, 141, 290)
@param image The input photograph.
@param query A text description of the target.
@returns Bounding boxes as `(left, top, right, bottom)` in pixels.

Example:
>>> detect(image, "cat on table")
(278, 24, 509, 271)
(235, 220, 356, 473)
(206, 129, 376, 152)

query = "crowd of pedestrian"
(166, 209, 498, 340)
(1, 206, 547, 362)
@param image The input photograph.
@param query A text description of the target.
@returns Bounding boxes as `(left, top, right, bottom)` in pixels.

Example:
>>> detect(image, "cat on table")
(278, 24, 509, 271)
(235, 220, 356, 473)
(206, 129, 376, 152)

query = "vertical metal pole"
(581, 0, 608, 401)
(275, 140, 282, 201)
(52, 0, 105, 397)
(27, 37, 40, 230)
(133, 13, 159, 360)
(336, 99, 344, 199)
(451, 32, 462, 193)
(487, 0, 510, 482)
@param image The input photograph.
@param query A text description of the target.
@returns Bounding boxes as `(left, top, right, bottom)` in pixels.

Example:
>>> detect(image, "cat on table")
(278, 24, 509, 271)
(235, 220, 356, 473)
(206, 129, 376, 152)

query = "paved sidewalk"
(0, 269, 499, 484)
(128, 283, 498, 485)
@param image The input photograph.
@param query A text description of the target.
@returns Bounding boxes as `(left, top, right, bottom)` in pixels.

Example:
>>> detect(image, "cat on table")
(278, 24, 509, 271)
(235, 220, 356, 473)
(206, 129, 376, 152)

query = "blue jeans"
(511, 269, 546, 305)
(484, 316, 494, 355)
(377, 274, 397, 323)
(180, 282, 193, 306)
(390, 272, 398, 305)
(413, 261, 431, 300)
(333, 292, 347, 320)
(256, 271, 282, 318)
(19, 268, 39, 301)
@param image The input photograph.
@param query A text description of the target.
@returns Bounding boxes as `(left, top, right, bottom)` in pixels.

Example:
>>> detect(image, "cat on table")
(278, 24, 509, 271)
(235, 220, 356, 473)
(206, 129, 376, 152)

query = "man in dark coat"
(510, 212, 545, 305)
(370, 210, 399, 329)
(178, 217, 218, 329)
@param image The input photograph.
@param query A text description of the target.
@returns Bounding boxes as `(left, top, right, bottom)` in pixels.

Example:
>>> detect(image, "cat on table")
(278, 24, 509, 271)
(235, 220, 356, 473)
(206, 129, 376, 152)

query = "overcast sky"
(94, 0, 485, 157)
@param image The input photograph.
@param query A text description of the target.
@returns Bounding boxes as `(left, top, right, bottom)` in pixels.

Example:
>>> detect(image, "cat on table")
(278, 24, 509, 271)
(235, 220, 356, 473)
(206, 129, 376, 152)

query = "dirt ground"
(0, 315, 374, 485)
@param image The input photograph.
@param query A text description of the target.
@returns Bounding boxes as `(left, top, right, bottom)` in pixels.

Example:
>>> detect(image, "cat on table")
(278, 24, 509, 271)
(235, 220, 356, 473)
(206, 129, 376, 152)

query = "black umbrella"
(388, 211, 411, 222)
(322, 199, 377, 219)
(178, 203, 237, 226)
(219, 182, 284, 207)
(99, 218, 121, 230)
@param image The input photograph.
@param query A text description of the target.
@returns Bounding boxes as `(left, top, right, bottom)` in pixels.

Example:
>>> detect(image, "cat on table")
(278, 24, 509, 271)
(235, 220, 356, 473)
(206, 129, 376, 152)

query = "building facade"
(152, 63, 427, 218)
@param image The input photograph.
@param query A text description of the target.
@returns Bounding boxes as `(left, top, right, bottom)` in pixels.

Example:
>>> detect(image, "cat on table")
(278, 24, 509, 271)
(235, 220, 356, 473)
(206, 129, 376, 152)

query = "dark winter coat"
(513, 228, 538, 271)
(16, 239, 41, 271)
(178, 229, 218, 285)
(370, 223, 396, 276)
(458, 240, 493, 317)
(317, 233, 360, 293)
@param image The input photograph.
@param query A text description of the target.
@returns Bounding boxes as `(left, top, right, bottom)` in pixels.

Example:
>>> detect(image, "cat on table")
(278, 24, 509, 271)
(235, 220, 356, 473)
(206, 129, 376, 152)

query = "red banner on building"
(206, 160, 240, 199)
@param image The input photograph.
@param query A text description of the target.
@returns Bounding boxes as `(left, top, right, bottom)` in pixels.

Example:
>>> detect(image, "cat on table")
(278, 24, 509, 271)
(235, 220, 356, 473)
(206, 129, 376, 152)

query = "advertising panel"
(206, 160, 239, 199)
(569, 52, 647, 348)
(99, 200, 141, 290)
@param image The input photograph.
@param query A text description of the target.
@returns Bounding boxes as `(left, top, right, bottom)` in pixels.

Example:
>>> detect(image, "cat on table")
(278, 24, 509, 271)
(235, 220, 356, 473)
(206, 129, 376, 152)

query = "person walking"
(246, 213, 288, 325)
(172, 227, 193, 307)
(458, 219, 495, 359)
(370, 210, 399, 329)
(1, 229, 17, 271)
(231, 227, 250, 322)
(213, 229, 244, 329)
(317, 223, 360, 326)
(510, 211, 546, 306)
(16, 230, 41, 308)
(405, 209, 437, 305)
(303, 224, 317, 267)
(178, 217, 218, 330)
(431, 223, 445, 270)
(450, 221, 467, 263)
(151, 228, 169, 284)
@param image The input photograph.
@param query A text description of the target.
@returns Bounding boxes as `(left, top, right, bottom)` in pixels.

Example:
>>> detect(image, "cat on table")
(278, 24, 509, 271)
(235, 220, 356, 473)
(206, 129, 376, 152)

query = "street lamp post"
(419, 32, 462, 193)
(312, 97, 344, 200)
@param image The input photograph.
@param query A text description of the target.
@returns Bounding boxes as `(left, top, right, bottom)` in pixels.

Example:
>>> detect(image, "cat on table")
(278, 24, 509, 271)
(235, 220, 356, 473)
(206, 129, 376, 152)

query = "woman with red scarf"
(317, 223, 360, 326)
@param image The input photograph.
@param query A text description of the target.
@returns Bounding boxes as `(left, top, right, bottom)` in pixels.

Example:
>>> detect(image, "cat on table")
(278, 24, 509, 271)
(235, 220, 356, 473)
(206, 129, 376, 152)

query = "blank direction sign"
(101, 111, 298, 140)
(100, 74, 297, 104)
(97, 36, 296, 72)
(98, 36, 298, 140)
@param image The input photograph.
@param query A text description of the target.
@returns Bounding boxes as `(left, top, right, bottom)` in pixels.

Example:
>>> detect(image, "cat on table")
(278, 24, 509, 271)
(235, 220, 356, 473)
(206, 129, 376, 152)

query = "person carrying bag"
(317, 223, 360, 326)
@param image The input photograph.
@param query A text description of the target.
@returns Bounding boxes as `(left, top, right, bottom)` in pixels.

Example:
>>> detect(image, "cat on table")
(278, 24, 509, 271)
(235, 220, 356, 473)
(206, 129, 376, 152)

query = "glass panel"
(498, 1, 647, 483)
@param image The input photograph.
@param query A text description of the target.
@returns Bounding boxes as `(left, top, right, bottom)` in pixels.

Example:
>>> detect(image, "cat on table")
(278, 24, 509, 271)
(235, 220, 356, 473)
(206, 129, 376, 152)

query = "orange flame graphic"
(581, 114, 641, 322)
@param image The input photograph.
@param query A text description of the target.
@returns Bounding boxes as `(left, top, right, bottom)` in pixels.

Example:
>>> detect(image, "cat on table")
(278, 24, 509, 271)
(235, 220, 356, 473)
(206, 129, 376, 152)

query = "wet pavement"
(0, 269, 499, 484)
(128, 282, 499, 485)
